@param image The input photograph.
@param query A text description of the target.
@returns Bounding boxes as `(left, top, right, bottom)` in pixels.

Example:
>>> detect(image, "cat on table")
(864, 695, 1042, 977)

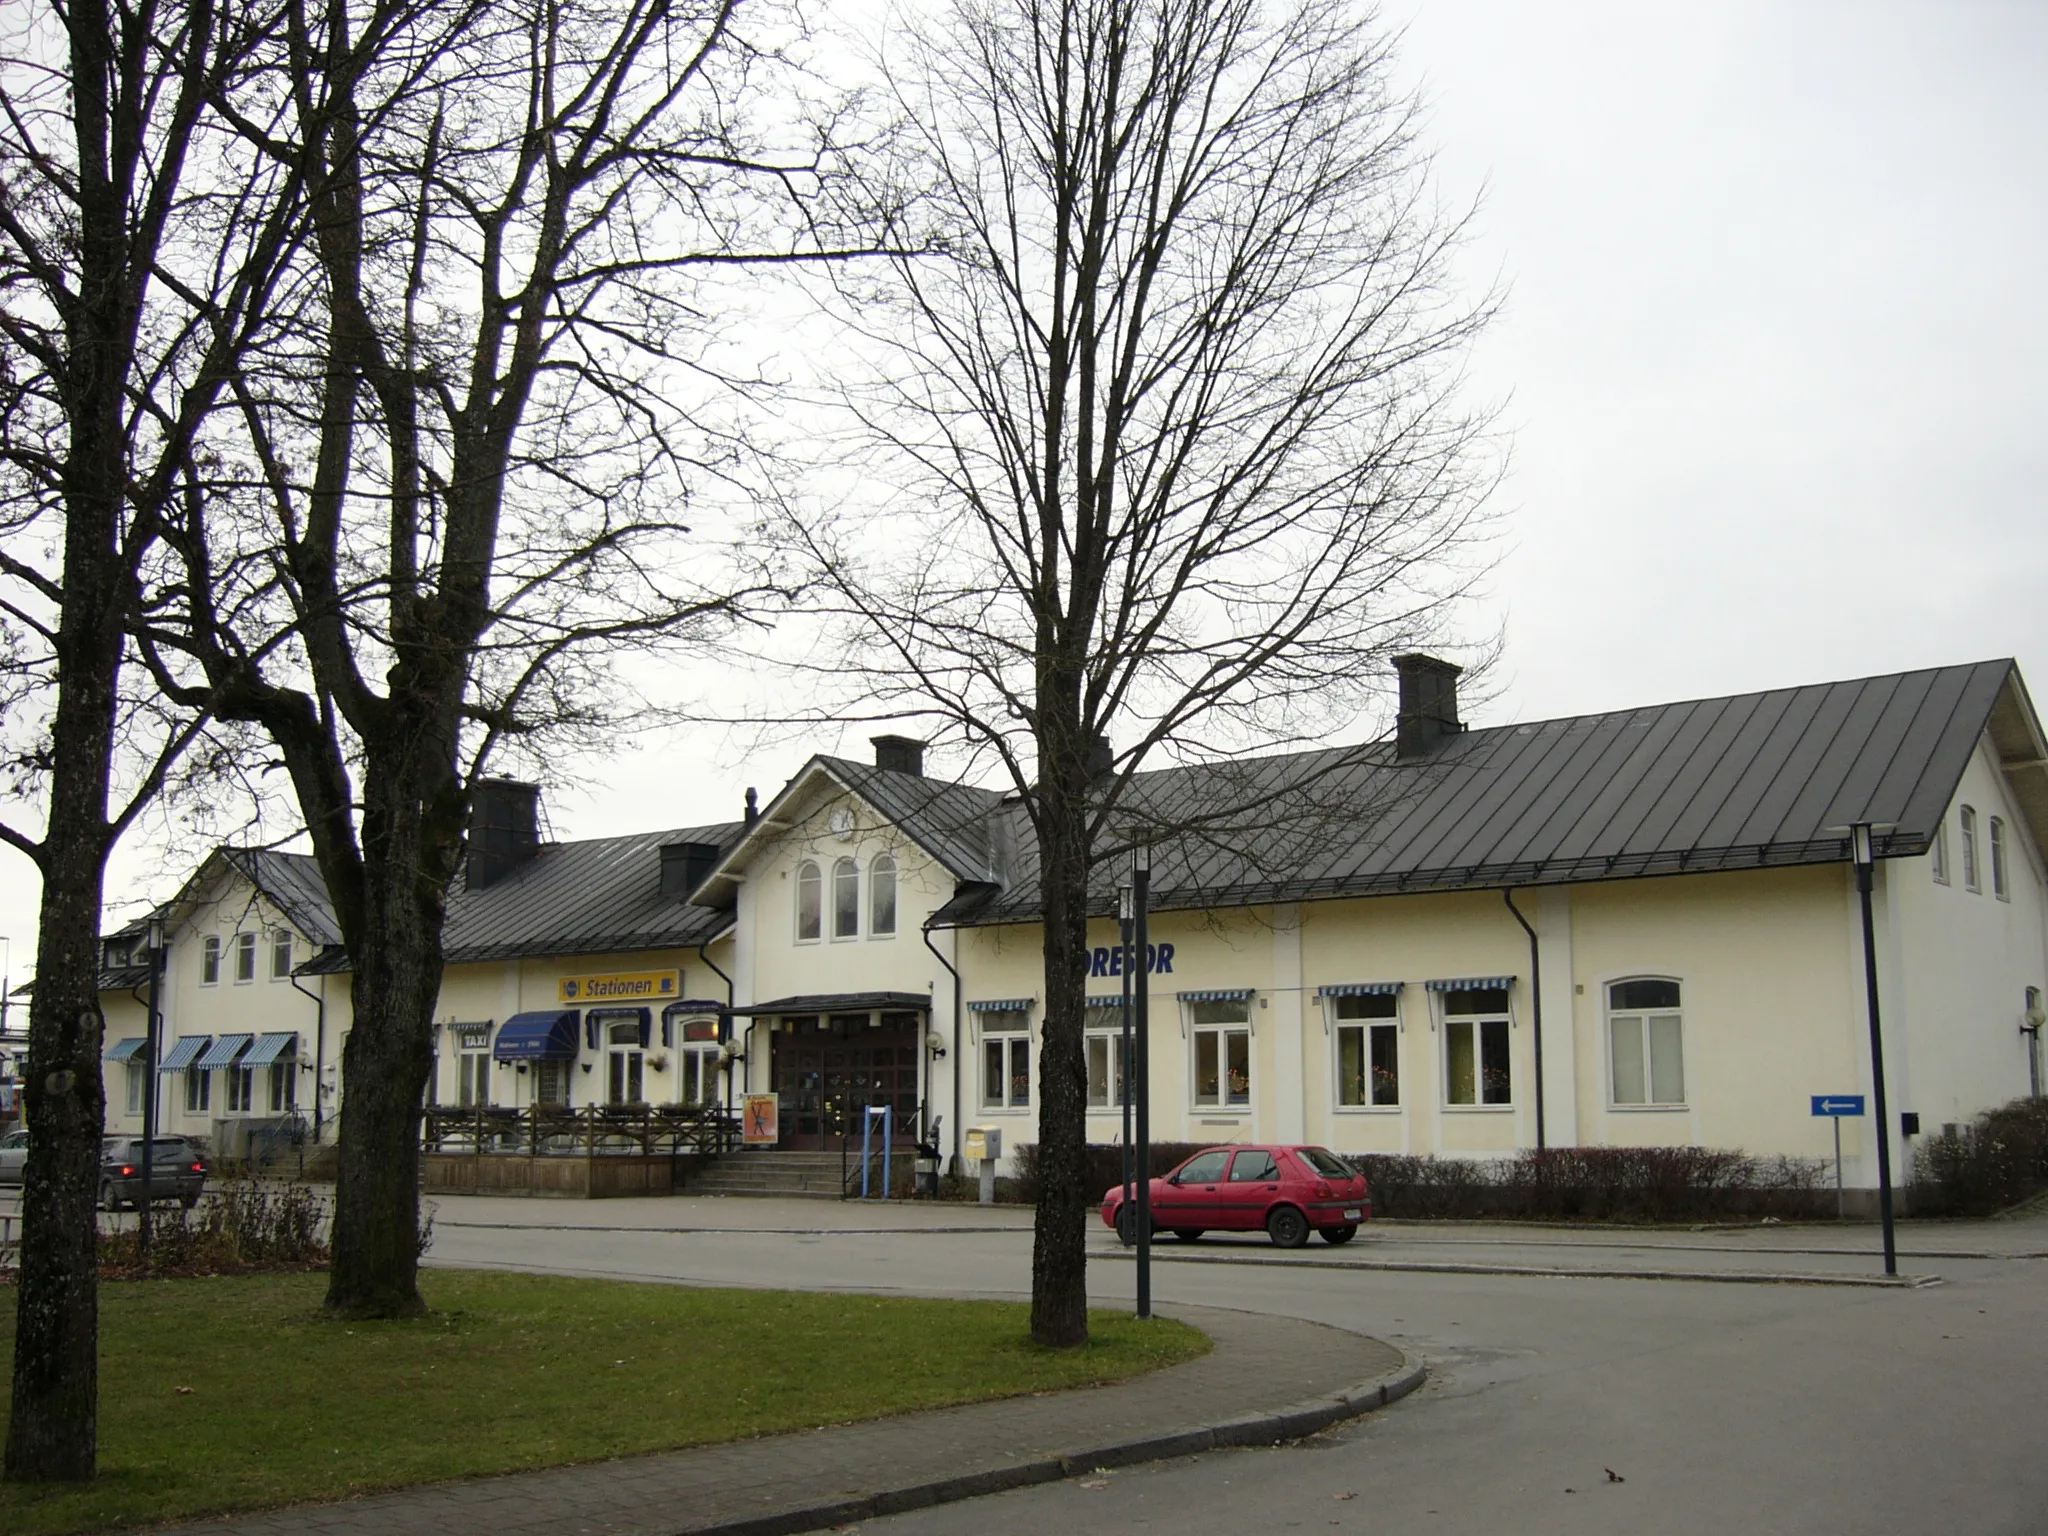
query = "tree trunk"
(1031, 700, 1094, 1348)
(320, 753, 459, 1318)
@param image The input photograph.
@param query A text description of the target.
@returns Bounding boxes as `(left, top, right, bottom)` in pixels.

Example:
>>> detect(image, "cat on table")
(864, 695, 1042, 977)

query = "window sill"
(1607, 1102, 1688, 1113)
(1441, 1104, 1513, 1114)
(1333, 1104, 1403, 1115)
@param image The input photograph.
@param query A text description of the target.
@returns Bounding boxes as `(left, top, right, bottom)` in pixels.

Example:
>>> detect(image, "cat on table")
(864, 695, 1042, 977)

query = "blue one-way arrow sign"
(1811, 1094, 1866, 1117)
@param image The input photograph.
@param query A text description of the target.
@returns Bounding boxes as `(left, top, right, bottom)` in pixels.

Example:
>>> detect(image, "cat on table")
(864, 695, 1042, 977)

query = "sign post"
(1132, 848, 1152, 1321)
(1811, 1094, 1866, 1219)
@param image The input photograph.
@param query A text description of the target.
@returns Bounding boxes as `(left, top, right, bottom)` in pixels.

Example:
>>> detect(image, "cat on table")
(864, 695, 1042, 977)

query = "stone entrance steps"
(685, 1150, 853, 1200)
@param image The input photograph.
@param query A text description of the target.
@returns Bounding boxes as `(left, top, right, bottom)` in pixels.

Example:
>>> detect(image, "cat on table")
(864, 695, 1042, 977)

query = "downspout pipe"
(922, 920, 962, 1178)
(696, 940, 738, 1116)
(289, 971, 327, 1142)
(1503, 889, 1546, 1152)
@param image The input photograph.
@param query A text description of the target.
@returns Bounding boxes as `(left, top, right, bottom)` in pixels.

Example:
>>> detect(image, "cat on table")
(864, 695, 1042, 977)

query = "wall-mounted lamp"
(579, 1062, 593, 1074)
(719, 1041, 746, 1064)
(925, 1029, 948, 1060)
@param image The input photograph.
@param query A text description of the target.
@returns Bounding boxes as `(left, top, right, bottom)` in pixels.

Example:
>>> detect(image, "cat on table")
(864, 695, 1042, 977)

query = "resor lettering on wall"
(1085, 943, 1174, 978)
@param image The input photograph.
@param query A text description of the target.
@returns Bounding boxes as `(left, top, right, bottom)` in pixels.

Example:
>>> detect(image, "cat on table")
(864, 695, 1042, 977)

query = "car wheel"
(1321, 1223, 1358, 1245)
(1266, 1205, 1310, 1249)
(1114, 1204, 1141, 1246)
(1171, 1228, 1205, 1243)
(97, 1180, 117, 1212)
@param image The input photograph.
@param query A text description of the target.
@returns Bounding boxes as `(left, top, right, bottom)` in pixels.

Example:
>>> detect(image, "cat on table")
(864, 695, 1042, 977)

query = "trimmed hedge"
(1014, 1141, 1831, 1223)
(1911, 1096, 2048, 1217)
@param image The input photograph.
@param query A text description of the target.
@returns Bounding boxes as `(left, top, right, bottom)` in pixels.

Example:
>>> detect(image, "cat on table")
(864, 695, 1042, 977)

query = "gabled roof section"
(933, 660, 2032, 926)
(692, 756, 1005, 907)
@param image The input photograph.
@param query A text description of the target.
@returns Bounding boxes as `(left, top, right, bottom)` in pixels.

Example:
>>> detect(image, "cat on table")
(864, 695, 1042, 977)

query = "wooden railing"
(421, 1102, 738, 1158)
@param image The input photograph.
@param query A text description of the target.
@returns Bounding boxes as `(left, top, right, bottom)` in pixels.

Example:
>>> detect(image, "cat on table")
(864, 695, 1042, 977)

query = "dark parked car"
(1101, 1144, 1371, 1248)
(98, 1136, 208, 1210)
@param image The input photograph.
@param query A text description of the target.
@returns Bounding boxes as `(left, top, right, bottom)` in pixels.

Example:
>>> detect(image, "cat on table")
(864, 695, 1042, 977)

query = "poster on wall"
(742, 1094, 779, 1146)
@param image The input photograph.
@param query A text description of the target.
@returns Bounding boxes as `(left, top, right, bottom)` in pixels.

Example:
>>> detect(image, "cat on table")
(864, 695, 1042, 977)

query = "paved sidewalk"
(159, 1306, 1416, 1536)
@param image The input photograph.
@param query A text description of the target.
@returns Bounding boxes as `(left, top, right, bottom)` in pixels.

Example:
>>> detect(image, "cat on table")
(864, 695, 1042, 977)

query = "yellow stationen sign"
(557, 970, 680, 1005)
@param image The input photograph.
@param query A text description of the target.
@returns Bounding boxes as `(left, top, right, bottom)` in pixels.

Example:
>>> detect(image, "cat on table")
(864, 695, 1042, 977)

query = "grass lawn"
(0, 1270, 1208, 1536)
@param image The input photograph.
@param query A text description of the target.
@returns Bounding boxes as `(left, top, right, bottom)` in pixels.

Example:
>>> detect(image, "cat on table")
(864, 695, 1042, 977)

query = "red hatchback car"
(1100, 1144, 1370, 1248)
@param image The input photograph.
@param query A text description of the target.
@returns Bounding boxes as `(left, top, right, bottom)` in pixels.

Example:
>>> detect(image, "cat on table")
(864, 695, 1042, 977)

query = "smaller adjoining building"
(92, 655, 2048, 1201)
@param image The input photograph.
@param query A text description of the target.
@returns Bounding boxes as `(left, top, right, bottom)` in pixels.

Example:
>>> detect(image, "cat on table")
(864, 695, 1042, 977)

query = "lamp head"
(925, 1028, 948, 1058)
(1849, 822, 1874, 869)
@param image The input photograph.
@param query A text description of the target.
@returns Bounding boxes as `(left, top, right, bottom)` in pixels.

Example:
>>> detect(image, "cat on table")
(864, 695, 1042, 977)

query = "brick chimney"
(1394, 655, 1463, 760)
(871, 735, 925, 776)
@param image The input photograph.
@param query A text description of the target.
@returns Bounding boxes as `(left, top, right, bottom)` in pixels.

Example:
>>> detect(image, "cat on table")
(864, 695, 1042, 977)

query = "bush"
(96, 1178, 332, 1278)
(1911, 1096, 2048, 1217)
(1012, 1141, 1831, 1223)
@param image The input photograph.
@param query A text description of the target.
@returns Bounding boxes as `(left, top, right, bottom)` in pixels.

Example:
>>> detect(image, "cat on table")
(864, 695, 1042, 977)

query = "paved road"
(425, 1196, 2048, 1536)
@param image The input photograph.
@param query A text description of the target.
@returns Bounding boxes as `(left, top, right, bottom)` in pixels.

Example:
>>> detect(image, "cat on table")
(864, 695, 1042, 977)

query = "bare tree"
(141, 0, 886, 1316)
(0, 0, 313, 1478)
(794, 0, 1499, 1345)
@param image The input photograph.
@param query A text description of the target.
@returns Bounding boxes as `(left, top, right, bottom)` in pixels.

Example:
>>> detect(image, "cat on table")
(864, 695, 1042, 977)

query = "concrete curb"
(1095, 1249, 1938, 1288)
(671, 1351, 1428, 1536)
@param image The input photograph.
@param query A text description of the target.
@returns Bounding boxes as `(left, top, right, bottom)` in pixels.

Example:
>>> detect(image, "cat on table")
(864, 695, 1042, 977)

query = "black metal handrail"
(421, 1102, 737, 1157)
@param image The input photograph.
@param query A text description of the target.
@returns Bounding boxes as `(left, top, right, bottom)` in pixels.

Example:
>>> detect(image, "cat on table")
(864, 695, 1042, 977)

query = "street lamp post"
(1131, 847, 1152, 1320)
(140, 914, 165, 1256)
(1849, 823, 1898, 1277)
(1118, 879, 1133, 1213)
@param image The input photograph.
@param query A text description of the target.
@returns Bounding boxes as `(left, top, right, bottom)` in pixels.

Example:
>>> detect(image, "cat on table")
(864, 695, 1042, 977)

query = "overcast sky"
(3, 0, 2044, 984)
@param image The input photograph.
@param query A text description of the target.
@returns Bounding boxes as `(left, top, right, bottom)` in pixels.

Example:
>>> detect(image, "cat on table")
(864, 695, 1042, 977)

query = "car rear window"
(1296, 1147, 1355, 1178)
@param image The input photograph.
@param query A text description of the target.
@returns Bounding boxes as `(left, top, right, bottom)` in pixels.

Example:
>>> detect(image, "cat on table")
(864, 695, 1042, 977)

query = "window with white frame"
(669, 1011, 723, 1106)
(1190, 998, 1252, 1110)
(535, 1059, 571, 1106)
(234, 931, 257, 983)
(185, 1066, 210, 1113)
(270, 929, 293, 980)
(1931, 815, 1950, 884)
(1441, 986, 1511, 1107)
(1607, 978, 1684, 1106)
(269, 1053, 297, 1112)
(870, 854, 898, 938)
(226, 1061, 255, 1113)
(456, 1040, 489, 1108)
(1991, 816, 2009, 900)
(1961, 805, 1980, 891)
(606, 1019, 645, 1105)
(125, 1062, 146, 1115)
(1334, 993, 1400, 1107)
(795, 860, 822, 941)
(979, 1009, 1031, 1109)
(201, 935, 221, 985)
(831, 857, 859, 939)
(1084, 1003, 1127, 1109)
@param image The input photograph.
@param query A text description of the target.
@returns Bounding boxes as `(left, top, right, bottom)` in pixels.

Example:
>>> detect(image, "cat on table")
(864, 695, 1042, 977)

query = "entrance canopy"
(493, 1010, 580, 1061)
(727, 991, 930, 1016)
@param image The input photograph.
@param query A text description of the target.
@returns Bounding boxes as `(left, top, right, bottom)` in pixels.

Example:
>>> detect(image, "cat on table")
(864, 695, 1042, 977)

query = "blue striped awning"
(1317, 981, 1404, 998)
(1177, 988, 1255, 1003)
(104, 1036, 146, 1063)
(158, 1035, 211, 1072)
(1425, 976, 1514, 992)
(493, 1010, 580, 1061)
(966, 998, 1034, 1012)
(194, 1034, 252, 1070)
(1085, 995, 1130, 1009)
(242, 1031, 299, 1068)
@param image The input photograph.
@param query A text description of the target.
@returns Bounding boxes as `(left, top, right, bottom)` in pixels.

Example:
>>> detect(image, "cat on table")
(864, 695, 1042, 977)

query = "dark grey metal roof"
(726, 991, 934, 1016)
(933, 660, 2037, 926)
(294, 821, 741, 975)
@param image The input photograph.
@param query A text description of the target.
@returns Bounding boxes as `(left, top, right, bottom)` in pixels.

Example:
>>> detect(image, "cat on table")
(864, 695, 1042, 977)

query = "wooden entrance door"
(772, 1013, 923, 1150)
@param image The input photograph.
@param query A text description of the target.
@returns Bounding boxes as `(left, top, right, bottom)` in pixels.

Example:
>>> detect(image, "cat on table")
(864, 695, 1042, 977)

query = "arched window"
(832, 857, 860, 939)
(1607, 978, 1684, 1107)
(870, 853, 898, 937)
(795, 860, 822, 941)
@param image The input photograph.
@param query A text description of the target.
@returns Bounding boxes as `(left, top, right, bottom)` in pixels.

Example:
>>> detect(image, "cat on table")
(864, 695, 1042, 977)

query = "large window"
(979, 1009, 1031, 1109)
(1961, 805, 1980, 892)
(269, 1055, 297, 1112)
(795, 860, 822, 941)
(1931, 815, 1950, 885)
(869, 854, 898, 937)
(457, 1045, 489, 1108)
(125, 1062, 146, 1115)
(226, 1062, 255, 1113)
(667, 1012, 722, 1106)
(201, 936, 221, 986)
(1085, 1003, 1127, 1109)
(234, 931, 257, 984)
(606, 1019, 645, 1105)
(1334, 993, 1400, 1107)
(1608, 978, 1684, 1106)
(1190, 998, 1252, 1110)
(535, 1059, 571, 1107)
(1991, 816, 2009, 900)
(270, 929, 293, 980)
(832, 857, 860, 939)
(185, 1066, 210, 1113)
(1442, 986, 1511, 1107)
